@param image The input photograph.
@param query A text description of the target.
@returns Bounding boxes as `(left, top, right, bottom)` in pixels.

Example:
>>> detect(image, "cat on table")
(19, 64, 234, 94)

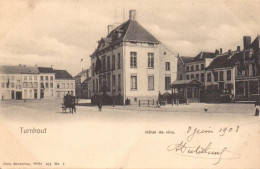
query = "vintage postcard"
(0, 0, 260, 168)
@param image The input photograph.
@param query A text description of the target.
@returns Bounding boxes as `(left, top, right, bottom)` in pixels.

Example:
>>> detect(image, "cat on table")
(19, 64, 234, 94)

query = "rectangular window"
(50, 76, 53, 81)
(57, 83, 60, 89)
(29, 76, 32, 80)
(23, 82, 27, 88)
(165, 76, 171, 90)
(41, 83, 44, 88)
(112, 75, 116, 90)
(130, 52, 137, 68)
(220, 71, 224, 81)
(11, 83, 14, 88)
(107, 75, 111, 91)
(191, 65, 194, 71)
(40, 76, 43, 81)
(66, 83, 69, 89)
(118, 74, 121, 91)
(70, 83, 73, 88)
(179, 74, 183, 80)
(24, 76, 27, 80)
(191, 74, 194, 79)
(148, 53, 154, 68)
(196, 65, 199, 71)
(201, 73, 205, 82)
(207, 73, 212, 82)
(130, 76, 137, 90)
(112, 55, 115, 70)
(34, 76, 37, 80)
(196, 74, 199, 80)
(50, 82, 53, 88)
(62, 83, 65, 89)
(102, 56, 106, 72)
(186, 75, 190, 80)
(107, 56, 110, 70)
(117, 53, 121, 69)
(166, 62, 170, 71)
(96, 79, 99, 92)
(34, 82, 37, 88)
(201, 64, 205, 70)
(46, 83, 49, 88)
(17, 80, 20, 83)
(148, 76, 154, 90)
(227, 70, 231, 81)
(186, 66, 189, 72)
(29, 82, 32, 88)
(214, 72, 219, 82)
(92, 63, 95, 76)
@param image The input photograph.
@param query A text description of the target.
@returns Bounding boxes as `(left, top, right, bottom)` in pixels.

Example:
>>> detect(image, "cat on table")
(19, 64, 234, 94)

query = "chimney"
(220, 48, 222, 54)
(237, 46, 240, 51)
(243, 36, 251, 50)
(107, 25, 113, 35)
(228, 49, 231, 55)
(129, 10, 136, 21)
(215, 49, 219, 56)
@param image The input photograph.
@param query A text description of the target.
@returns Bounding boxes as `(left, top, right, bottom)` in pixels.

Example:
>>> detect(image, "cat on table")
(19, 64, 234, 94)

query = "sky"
(0, 0, 260, 76)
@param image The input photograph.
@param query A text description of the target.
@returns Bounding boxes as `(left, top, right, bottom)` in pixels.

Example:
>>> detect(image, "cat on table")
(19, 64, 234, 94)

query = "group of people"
(63, 92, 76, 113)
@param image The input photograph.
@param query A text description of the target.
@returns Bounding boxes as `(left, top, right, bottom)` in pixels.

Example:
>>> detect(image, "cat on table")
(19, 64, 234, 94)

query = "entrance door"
(16, 92, 22, 100)
(34, 89, 37, 99)
(11, 91, 15, 99)
(40, 90, 44, 98)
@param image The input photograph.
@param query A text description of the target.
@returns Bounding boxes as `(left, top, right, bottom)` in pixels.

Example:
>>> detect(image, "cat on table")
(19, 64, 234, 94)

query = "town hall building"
(90, 10, 178, 105)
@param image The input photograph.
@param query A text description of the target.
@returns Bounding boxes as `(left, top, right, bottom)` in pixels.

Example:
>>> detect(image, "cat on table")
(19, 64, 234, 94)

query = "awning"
(170, 79, 202, 88)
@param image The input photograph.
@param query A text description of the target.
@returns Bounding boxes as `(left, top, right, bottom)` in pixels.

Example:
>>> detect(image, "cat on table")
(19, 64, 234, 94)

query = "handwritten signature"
(167, 141, 240, 165)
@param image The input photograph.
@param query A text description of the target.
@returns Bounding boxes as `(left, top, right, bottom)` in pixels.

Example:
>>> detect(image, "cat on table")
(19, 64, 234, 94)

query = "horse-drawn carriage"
(62, 95, 76, 113)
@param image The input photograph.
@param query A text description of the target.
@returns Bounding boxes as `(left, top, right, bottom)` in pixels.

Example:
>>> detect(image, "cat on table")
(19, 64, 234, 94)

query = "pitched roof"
(75, 69, 89, 78)
(38, 67, 55, 73)
(250, 35, 260, 50)
(91, 20, 159, 57)
(0, 65, 39, 74)
(82, 77, 91, 84)
(170, 79, 202, 87)
(180, 56, 194, 64)
(192, 52, 215, 62)
(53, 70, 74, 80)
(206, 51, 243, 70)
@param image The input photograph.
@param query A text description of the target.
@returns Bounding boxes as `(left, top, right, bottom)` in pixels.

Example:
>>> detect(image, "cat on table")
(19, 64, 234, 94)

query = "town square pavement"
(0, 99, 259, 168)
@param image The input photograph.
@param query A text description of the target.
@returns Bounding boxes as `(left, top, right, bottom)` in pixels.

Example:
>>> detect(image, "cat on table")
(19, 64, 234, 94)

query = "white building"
(54, 69, 75, 98)
(90, 10, 177, 104)
(0, 65, 75, 100)
(0, 65, 40, 100)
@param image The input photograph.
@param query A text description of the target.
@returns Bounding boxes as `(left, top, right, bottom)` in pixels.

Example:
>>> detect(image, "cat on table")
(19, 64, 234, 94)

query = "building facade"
(54, 70, 75, 98)
(74, 69, 91, 99)
(173, 35, 260, 102)
(0, 65, 75, 100)
(90, 10, 177, 104)
(172, 52, 215, 102)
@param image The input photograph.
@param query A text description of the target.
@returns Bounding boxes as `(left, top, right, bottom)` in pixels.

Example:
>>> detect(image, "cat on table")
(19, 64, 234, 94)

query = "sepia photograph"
(0, 0, 260, 168)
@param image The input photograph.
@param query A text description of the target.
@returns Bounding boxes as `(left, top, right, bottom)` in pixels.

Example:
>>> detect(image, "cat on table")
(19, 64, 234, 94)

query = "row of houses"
(0, 65, 75, 100)
(88, 9, 260, 104)
(173, 36, 260, 102)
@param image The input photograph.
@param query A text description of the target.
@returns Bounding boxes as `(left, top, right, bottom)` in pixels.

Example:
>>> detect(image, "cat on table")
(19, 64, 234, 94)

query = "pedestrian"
(255, 100, 260, 116)
(97, 97, 102, 111)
